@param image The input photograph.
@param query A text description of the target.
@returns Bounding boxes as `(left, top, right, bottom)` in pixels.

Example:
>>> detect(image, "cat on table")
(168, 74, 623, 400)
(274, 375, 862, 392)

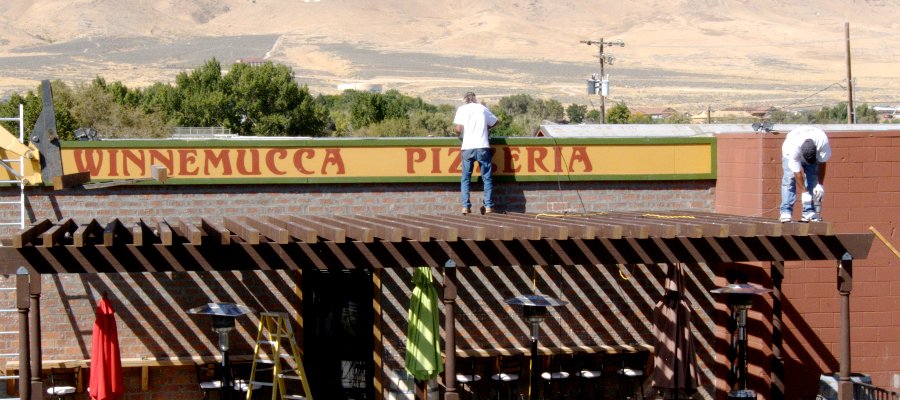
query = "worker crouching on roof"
(780, 126, 831, 223)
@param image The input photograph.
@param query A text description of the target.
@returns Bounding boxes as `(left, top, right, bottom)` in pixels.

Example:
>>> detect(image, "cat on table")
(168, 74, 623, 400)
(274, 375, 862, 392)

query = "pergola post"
(15, 267, 30, 400)
(28, 269, 42, 399)
(837, 253, 853, 400)
(442, 260, 459, 400)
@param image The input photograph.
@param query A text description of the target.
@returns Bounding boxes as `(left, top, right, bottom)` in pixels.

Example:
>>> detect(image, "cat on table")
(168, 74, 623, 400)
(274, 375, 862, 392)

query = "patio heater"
(504, 294, 567, 400)
(188, 302, 254, 400)
(710, 283, 773, 400)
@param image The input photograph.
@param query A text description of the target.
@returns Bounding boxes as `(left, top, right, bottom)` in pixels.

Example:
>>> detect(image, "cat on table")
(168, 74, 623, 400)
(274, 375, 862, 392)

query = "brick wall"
(716, 129, 900, 399)
(0, 181, 715, 238)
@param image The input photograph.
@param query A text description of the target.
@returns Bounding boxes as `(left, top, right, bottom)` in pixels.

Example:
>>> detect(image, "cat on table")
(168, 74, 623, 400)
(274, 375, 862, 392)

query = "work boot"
(462, 207, 471, 215)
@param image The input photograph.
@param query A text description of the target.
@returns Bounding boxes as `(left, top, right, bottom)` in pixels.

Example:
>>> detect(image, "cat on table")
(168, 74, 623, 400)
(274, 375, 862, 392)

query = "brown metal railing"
(854, 381, 900, 400)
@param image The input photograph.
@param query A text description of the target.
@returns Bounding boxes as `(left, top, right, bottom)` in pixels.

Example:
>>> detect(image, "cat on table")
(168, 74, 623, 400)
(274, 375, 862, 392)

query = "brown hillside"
(0, 0, 897, 111)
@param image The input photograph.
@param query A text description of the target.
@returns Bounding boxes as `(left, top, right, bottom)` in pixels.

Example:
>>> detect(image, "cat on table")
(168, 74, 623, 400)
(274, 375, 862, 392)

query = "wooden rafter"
(0, 212, 875, 274)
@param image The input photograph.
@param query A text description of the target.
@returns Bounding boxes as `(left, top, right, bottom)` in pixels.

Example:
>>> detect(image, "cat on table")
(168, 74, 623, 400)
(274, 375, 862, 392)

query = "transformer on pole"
(581, 38, 624, 124)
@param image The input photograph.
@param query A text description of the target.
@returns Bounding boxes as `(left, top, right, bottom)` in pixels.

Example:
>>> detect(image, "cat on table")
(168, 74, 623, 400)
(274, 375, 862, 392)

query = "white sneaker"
(800, 211, 819, 222)
(779, 212, 791, 223)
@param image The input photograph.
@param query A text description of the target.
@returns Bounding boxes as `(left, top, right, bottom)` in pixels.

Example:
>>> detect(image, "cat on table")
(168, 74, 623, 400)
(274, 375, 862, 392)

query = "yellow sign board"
(13, 137, 716, 185)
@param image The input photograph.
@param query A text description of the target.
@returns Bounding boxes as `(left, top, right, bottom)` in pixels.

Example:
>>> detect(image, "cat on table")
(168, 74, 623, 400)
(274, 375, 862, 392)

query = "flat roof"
(536, 123, 896, 138)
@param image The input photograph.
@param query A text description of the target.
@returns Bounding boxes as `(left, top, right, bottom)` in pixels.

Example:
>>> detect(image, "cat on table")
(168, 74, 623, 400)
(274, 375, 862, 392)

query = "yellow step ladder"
(246, 312, 312, 400)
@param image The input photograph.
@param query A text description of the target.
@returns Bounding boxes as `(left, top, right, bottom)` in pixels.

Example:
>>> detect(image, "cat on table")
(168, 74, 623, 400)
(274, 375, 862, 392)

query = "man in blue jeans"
(780, 126, 831, 222)
(453, 92, 499, 214)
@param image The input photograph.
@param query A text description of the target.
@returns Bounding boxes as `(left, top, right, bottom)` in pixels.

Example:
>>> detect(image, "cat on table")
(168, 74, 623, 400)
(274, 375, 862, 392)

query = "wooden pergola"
(0, 211, 874, 400)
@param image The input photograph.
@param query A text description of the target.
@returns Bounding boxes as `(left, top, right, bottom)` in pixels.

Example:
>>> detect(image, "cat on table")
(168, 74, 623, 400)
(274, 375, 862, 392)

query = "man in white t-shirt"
(780, 126, 831, 222)
(453, 92, 499, 214)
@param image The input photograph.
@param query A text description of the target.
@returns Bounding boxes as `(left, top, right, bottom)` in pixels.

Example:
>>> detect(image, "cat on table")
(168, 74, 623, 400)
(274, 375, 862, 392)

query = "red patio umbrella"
(651, 263, 700, 399)
(89, 293, 124, 400)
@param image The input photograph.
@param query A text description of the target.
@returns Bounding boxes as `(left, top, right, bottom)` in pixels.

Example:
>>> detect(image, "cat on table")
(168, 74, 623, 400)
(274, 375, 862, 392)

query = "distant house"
(873, 106, 899, 122)
(235, 57, 266, 66)
(689, 106, 776, 123)
(631, 107, 679, 120)
(337, 83, 383, 93)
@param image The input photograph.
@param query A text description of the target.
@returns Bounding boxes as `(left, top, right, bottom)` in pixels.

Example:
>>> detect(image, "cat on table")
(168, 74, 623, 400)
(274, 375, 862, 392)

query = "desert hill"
(0, 0, 897, 112)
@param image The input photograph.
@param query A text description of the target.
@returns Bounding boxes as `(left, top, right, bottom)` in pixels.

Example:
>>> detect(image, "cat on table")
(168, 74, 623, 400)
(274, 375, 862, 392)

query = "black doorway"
(303, 269, 374, 400)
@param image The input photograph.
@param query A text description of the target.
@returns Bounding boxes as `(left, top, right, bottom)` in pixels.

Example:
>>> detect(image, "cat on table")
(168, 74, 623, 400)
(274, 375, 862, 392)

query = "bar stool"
(540, 354, 571, 400)
(491, 355, 522, 400)
(573, 353, 603, 400)
(456, 357, 484, 400)
(617, 352, 649, 400)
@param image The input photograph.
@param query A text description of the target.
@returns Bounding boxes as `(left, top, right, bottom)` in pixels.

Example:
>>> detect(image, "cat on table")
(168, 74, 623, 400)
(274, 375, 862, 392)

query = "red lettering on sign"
(73, 149, 105, 175)
(149, 150, 174, 176)
(430, 147, 442, 174)
(527, 147, 549, 172)
(448, 148, 461, 173)
(178, 149, 199, 176)
(293, 149, 315, 175)
(503, 147, 521, 173)
(121, 149, 146, 177)
(321, 148, 345, 175)
(106, 149, 120, 176)
(553, 146, 563, 173)
(266, 149, 287, 175)
(569, 146, 593, 172)
(406, 148, 426, 174)
(204, 150, 232, 175)
(236, 149, 261, 175)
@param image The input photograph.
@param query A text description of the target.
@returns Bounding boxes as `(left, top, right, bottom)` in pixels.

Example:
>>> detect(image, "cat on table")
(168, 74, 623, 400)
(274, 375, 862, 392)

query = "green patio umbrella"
(405, 266, 444, 387)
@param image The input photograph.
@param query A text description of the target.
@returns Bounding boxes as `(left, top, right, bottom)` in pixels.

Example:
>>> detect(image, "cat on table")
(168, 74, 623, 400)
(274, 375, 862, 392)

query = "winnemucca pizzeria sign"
(10, 137, 716, 185)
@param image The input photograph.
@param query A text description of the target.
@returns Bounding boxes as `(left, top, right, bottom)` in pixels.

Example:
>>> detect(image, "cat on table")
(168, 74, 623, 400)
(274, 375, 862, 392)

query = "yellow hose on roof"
(642, 214, 695, 219)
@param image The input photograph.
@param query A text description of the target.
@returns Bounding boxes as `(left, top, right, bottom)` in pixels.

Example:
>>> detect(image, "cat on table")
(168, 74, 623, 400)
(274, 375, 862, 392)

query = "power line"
(781, 82, 845, 110)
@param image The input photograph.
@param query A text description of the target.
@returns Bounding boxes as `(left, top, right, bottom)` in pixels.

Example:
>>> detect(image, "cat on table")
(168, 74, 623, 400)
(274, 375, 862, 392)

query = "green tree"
(408, 109, 453, 137)
(498, 94, 532, 115)
(856, 103, 878, 123)
(349, 92, 384, 129)
(815, 103, 847, 123)
(566, 104, 587, 123)
(69, 81, 171, 138)
(538, 99, 565, 122)
(0, 92, 39, 138)
(584, 109, 602, 123)
(607, 103, 631, 124)
(48, 80, 80, 140)
(223, 61, 327, 136)
(0, 81, 79, 140)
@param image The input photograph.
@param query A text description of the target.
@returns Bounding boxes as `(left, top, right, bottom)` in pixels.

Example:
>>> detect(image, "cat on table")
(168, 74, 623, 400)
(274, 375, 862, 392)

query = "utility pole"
(581, 38, 624, 124)
(845, 22, 854, 124)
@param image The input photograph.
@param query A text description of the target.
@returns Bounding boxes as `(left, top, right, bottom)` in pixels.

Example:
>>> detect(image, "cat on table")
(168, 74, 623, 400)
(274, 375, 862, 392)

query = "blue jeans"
(780, 156, 818, 214)
(461, 148, 494, 209)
